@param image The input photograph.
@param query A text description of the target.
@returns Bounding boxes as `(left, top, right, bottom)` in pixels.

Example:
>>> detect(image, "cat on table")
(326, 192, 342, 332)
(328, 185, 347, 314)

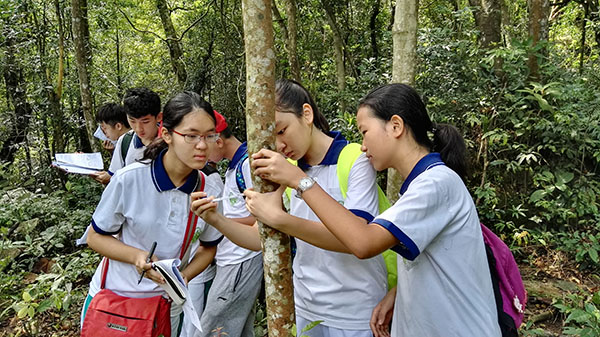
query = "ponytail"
(432, 124, 467, 181)
(142, 138, 168, 162)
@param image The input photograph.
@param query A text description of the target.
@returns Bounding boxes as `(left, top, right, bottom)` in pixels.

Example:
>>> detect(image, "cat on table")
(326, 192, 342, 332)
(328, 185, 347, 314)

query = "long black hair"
(359, 83, 467, 180)
(143, 91, 216, 161)
(275, 79, 330, 133)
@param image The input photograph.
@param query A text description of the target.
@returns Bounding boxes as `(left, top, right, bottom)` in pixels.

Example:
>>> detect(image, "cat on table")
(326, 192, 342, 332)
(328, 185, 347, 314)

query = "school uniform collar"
(228, 142, 248, 170)
(298, 131, 348, 171)
(133, 133, 145, 149)
(399, 152, 445, 196)
(151, 149, 200, 194)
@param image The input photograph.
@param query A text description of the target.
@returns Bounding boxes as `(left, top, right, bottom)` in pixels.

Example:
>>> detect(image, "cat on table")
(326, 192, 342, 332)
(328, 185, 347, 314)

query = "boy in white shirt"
(93, 87, 162, 185)
(198, 111, 263, 337)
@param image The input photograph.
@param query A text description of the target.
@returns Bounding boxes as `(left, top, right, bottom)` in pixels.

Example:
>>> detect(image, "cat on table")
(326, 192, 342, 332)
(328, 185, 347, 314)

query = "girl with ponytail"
(82, 91, 223, 336)
(245, 83, 500, 336)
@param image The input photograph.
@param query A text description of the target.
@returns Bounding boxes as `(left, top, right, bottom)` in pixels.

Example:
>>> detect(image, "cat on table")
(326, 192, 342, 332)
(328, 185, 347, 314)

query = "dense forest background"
(0, 0, 599, 335)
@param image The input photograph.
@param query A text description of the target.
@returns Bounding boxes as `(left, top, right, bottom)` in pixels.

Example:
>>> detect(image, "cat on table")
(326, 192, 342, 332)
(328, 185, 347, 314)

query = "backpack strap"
(180, 172, 206, 261)
(337, 143, 363, 200)
(284, 158, 298, 201)
(100, 257, 109, 289)
(120, 131, 134, 163)
(337, 143, 391, 212)
(235, 153, 249, 194)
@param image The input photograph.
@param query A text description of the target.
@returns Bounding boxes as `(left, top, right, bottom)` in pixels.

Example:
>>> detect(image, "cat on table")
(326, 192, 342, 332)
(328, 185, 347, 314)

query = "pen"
(138, 241, 157, 284)
(210, 194, 244, 203)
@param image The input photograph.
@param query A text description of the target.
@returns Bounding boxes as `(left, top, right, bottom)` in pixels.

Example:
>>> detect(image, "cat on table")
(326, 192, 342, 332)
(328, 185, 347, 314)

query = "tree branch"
(177, 0, 216, 42)
(118, 7, 166, 41)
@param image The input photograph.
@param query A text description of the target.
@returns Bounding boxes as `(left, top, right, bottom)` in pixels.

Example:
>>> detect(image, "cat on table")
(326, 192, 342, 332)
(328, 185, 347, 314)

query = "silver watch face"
(299, 177, 314, 191)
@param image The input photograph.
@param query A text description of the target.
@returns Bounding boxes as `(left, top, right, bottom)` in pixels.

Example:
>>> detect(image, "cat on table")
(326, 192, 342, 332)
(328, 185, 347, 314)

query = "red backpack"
(481, 224, 527, 337)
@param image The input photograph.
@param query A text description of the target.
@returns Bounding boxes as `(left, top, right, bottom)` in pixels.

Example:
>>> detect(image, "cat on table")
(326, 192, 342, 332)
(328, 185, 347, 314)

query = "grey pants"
(200, 254, 263, 337)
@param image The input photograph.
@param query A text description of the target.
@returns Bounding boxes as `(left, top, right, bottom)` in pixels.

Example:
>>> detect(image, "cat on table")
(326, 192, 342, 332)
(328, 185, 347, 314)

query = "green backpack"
(286, 143, 398, 290)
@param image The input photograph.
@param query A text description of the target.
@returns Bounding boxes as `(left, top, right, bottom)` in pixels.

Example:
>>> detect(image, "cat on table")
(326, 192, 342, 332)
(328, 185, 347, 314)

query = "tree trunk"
(272, 0, 301, 81)
(527, 0, 550, 81)
(71, 0, 97, 151)
(579, 0, 589, 74)
(156, 0, 187, 87)
(469, 0, 503, 74)
(321, 0, 346, 113)
(242, 0, 295, 335)
(370, 0, 381, 61)
(1, 32, 32, 164)
(387, 0, 418, 202)
(116, 24, 123, 96)
(52, 0, 66, 154)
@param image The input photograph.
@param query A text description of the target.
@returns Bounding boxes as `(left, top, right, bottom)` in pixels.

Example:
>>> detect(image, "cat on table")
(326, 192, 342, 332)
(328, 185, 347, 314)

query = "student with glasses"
(81, 91, 224, 336)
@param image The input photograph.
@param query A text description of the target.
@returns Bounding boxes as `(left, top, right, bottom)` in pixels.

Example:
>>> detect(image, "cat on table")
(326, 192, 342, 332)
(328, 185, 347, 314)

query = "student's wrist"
(289, 169, 308, 189)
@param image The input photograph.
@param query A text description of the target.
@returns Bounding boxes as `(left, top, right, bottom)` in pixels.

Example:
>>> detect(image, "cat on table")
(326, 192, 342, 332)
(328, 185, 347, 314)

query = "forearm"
(181, 245, 217, 281)
(87, 227, 146, 265)
(301, 184, 396, 258)
(272, 213, 351, 253)
(208, 213, 262, 251)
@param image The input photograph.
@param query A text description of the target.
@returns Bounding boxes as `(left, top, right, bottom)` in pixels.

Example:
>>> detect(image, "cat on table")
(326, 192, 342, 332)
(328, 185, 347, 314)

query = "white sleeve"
(107, 133, 125, 175)
(343, 153, 379, 221)
(91, 172, 127, 234)
(222, 159, 252, 219)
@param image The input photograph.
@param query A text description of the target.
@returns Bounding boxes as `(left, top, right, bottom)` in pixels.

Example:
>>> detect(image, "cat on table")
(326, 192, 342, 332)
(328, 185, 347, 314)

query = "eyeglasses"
(171, 130, 220, 144)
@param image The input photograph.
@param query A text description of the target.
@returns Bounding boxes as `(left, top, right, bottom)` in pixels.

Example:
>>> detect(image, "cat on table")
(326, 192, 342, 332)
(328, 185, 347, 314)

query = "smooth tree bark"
(321, 0, 346, 113)
(156, 0, 187, 87)
(527, 0, 551, 80)
(242, 0, 295, 335)
(387, 0, 418, 202)
(71, 0, 97, 151)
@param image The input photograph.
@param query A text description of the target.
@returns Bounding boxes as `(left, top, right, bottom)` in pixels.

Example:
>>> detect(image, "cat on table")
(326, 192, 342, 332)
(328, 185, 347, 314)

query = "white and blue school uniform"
(216, 142, 261, 266)
(83, 150, 223, 334)
(200, 142, 263, 337)
(291, 132, 387, 334)
(107, 131, 147, 176)
(87, 149, 223, 299)
(372, 153, 501, 337)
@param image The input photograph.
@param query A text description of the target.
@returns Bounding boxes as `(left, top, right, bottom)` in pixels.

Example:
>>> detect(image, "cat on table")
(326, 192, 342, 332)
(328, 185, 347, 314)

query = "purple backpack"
(481, 224, 527, 336)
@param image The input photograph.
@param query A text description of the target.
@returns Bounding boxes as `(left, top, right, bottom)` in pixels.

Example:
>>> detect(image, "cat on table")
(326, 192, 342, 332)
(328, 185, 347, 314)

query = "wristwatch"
(295, 176, 316, 198)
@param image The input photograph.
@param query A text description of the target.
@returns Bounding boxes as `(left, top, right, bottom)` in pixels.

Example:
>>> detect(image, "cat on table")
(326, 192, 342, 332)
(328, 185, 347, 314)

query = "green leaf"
(585, 302, 598, 314)
(37, 299, 53, 313)
(589, 249, 599, 263)
(22, 291, 32, 302)
(301, 320, 324, 333)
(27, 306, 35, 318)
(17, 306, 28, 318)
(556, 171, 574, 185)
(530, 190, 546, 202)
(566, 309, 589, 323)
(591, 292, 600, 306)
